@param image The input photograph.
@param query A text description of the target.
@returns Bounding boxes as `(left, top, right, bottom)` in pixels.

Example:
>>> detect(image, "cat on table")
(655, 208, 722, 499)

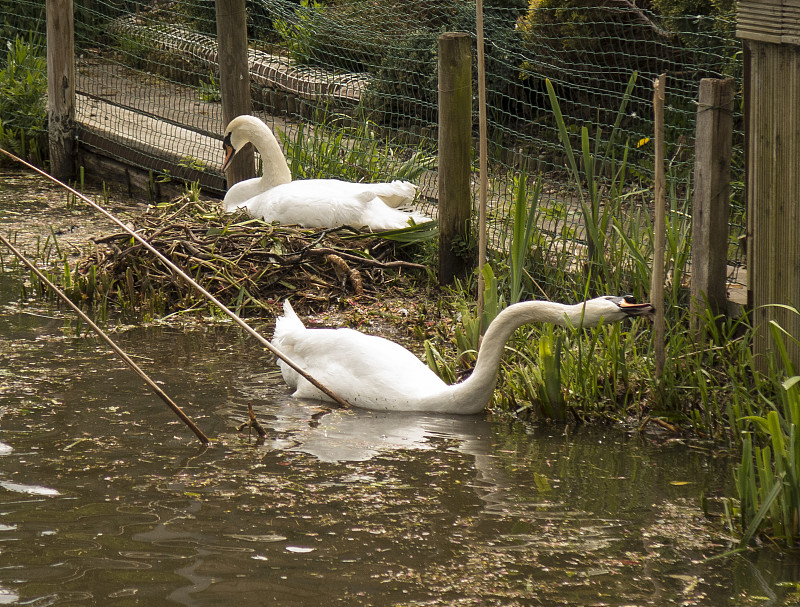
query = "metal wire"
(1, 0, 745, 294)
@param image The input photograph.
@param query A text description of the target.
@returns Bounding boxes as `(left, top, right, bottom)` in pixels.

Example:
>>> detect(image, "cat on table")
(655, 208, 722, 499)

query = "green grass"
(277, 118, 436, 185)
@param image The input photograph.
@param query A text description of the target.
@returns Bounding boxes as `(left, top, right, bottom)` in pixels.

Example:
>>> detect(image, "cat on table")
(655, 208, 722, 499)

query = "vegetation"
(0, 35, 48, 166)
(277, 119, 436, 184)
(0, 0, 781, 552)
(0, 1, 44, 43)
(64, 196, 432, 322)
(724, 318, 800, 549)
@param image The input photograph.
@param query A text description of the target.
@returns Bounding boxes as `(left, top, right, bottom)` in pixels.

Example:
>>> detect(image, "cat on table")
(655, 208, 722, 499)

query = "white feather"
(222, 115, 431, 230)
(271, 297, 653, 414)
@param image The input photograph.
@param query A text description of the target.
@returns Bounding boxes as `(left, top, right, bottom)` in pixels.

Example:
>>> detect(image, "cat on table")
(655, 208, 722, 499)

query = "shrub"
(174, 0, 285, 38)
(0, 35, 48, 165)
(0, 1, 44, 42)
(517, 0, 738, 120)
(361, 2, 527, 131)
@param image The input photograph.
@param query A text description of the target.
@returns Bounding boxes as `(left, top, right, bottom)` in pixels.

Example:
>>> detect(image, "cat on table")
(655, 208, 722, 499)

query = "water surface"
(0, 270, 798, 606)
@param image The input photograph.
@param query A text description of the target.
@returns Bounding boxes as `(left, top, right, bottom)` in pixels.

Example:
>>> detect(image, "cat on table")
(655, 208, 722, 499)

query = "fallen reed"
(68, 193, 432, 320)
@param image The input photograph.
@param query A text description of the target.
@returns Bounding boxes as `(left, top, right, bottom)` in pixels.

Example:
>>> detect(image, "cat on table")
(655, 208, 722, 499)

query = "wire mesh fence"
(0, 0, 745, 298)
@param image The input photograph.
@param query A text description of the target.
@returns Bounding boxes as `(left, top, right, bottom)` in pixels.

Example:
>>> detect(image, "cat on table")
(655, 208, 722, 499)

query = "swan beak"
(221, 134, 235, 172)
(617, 296, 655, 317)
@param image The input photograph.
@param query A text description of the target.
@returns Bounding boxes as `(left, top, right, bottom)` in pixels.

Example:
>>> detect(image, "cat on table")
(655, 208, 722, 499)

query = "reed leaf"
(739, 472, 785, 548)
(545, 78, 582, 205)
(538, 329, 565, 420)
(509, 174, 541, 305)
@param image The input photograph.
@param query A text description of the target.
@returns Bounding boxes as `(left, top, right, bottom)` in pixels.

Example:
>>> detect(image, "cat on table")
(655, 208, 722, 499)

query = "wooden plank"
(46, 0, 76, 180)
(747, 40, 800, 371)
(437, 32, 472, 285)
(690, 78, 734, 328)
(75, 94, 227, 197)
(738, 0, 800, 45)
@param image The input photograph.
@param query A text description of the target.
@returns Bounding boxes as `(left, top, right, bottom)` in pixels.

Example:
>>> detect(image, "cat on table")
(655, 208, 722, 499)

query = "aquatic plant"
(730, 316, 800, 548)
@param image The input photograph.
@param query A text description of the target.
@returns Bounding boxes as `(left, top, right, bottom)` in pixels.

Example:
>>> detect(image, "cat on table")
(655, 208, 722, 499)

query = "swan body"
(222, 115, 431, 230)
(271, 297, 654, 414)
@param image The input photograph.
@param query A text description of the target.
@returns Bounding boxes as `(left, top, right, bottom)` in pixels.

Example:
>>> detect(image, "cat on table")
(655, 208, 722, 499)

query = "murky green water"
(1, 265, 799, 605)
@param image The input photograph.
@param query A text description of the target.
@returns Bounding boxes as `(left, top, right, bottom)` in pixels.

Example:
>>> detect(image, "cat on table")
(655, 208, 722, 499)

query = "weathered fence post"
(690, 78, 734, 330)
(46, 0, 76, 181)
(438, 32, 472, 285)
(216, 0, 254, 186)
(651, 74, 666, 379)
(737, 1, 800, 371)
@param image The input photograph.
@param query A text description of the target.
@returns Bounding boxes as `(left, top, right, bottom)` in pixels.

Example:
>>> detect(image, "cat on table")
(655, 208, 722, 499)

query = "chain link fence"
(0, 0, 745, 296)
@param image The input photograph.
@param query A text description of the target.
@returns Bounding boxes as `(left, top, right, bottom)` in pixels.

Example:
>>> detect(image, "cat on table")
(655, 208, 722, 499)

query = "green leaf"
(740, 472, 786, 547)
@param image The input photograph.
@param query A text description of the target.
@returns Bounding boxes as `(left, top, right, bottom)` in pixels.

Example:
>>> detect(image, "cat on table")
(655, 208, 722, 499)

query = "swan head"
(221, 115, 293, 187)
(222, 115, 256, 172)
(575, 295, 655, 326)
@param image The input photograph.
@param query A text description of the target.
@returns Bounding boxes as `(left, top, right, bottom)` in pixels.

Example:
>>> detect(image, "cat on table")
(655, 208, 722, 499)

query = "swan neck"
(246, 122, 292, 187)
(449, 301, 577, 412)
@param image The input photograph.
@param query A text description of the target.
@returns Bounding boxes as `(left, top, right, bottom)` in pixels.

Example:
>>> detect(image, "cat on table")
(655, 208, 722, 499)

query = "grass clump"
(277, 119, 435, 185)
(723, 316, 800, 549)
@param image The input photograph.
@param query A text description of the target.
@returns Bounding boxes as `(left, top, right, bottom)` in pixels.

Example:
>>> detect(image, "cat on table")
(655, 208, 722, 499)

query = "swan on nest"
(221, 115, 431, 231)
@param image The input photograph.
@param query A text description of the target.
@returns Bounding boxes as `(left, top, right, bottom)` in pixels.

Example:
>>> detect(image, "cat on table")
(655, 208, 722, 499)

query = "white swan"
(271, 296, 654, 414)
(221, 115, 431, 230)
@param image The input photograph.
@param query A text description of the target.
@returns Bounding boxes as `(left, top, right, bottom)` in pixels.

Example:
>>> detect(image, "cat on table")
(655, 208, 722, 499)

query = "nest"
(77, 196, 434, 318)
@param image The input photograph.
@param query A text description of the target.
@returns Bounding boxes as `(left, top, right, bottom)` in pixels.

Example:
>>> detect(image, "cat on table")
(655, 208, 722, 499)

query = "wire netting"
(0, 0, 745, 296)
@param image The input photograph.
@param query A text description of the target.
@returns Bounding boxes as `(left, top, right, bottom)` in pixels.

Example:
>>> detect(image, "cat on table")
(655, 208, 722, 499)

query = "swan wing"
(361, 180, 418, 208)
(233, 180, 430, 230)
(236, 181, 367, 228)
(297, 179, 417, 208)
(223, 177, 268, 212)
(273, 321, 447, 408)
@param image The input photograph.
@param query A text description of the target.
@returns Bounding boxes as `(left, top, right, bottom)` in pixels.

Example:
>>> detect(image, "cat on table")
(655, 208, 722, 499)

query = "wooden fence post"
(46, 0, 76, 181)
(216, 0, 254, 186)
(690, 78, 734, 330)
(652, 74, 666, 379)
(738, 1, 800, 372)
(438, 32, 472, 285)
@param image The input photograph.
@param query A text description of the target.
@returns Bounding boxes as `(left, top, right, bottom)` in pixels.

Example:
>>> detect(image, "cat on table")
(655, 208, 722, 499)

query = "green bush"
(176, 0, 283, 38)
(0, 1, 44, 42)
(263, 0, 454, 72)
(0, 35, 48, 165)
(515, 0, 740, 177)
(361, 2, 526, 131)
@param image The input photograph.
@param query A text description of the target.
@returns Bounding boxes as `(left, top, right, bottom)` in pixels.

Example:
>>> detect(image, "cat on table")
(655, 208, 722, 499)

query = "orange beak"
(618, 296, 655, 316)
(222, 140, 235, 172)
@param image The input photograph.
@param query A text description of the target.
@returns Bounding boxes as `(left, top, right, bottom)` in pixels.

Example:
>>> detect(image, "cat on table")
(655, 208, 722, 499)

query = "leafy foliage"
(729, 315, 800, 548)
(0, 1, 44, 42)
(277, 120, 435, 183)
(0, 35, 48, 165)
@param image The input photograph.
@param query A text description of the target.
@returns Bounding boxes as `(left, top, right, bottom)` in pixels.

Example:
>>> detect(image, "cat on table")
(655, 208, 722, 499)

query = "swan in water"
(271, 296, 654, 414)
(221, 115, 431, 230)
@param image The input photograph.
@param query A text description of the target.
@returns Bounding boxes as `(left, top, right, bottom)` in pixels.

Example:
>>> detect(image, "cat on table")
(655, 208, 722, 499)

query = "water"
(1, 270, 800, 605)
